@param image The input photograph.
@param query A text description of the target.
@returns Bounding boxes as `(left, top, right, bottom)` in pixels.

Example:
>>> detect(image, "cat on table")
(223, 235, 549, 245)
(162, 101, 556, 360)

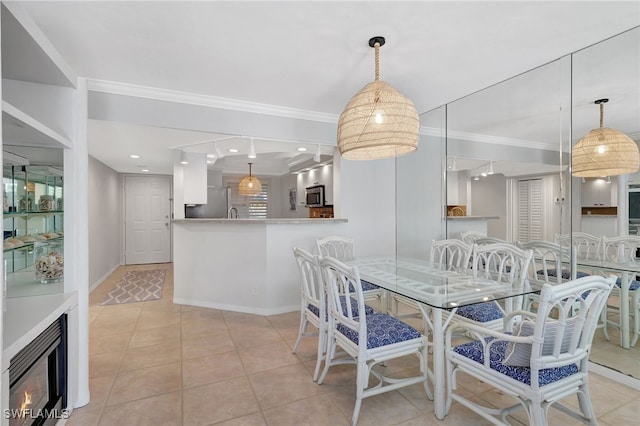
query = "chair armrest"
(446, 322, 534, 368)
(503, 310, 536, 329)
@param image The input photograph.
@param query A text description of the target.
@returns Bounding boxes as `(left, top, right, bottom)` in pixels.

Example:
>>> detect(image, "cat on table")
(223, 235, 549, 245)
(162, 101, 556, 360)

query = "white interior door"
(125, 175, 171, 264)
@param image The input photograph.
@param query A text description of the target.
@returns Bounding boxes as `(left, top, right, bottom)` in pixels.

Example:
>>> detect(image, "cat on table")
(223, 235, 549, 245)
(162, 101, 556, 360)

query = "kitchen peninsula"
(172, 218, 347, 315)
(446, 215, 499, 239)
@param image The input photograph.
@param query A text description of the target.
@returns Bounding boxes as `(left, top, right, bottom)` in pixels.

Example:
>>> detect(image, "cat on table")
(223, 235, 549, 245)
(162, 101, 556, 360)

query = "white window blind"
(517, 178, 543, 242)
(225, 178, 269, 219)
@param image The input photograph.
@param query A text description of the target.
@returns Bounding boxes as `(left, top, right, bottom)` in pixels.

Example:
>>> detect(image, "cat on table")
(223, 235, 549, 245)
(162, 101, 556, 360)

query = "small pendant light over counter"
(337, 36, 420, 161)
(572, 98, 639, 177)
(238, 162, 262, 196)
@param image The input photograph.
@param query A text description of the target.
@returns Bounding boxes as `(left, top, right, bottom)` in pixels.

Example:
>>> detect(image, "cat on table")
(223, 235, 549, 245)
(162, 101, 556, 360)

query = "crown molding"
(87, 79, 339, 124)
(419, 126, 559, 151)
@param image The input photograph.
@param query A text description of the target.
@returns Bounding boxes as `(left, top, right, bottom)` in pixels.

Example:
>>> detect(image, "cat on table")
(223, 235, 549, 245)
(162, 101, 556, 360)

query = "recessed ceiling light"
(206, 160, 213, 164)
(206, 154, 216, 158)
(130, 154, 140, 159)
(297, 147, 307, 152)
(229, 148, 239, 153)
(141, 168, 149, 172)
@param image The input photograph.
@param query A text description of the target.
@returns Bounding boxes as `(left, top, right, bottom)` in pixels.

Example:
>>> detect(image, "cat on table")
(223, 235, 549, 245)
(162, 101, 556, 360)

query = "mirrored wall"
(397, 26, 639, 380)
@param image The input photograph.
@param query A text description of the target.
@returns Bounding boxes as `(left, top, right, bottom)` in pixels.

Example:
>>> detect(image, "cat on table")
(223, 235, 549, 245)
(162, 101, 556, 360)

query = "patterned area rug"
(101, 269, 166, 306)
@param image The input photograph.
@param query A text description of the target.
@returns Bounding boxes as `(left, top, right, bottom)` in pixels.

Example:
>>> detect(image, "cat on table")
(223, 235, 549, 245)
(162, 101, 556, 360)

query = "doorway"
(124, 175, 172, 264)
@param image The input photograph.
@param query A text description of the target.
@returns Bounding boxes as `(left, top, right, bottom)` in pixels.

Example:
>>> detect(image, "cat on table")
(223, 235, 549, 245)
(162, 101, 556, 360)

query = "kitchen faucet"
(227, 206, 238, 219)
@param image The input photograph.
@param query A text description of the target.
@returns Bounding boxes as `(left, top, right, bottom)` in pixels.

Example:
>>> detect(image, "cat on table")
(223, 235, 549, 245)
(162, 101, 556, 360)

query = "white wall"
(471, 174, 508, 239)
(87, 155, 122, 289)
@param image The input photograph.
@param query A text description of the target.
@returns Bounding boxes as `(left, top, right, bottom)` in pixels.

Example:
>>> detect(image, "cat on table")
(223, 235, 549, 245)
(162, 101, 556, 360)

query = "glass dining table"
(348, 256, 543, 420)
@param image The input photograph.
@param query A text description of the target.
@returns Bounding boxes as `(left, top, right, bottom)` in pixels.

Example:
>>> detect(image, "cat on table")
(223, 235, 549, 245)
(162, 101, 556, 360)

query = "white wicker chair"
(445, 275, 615, 425)
(517, 240, 577, 311)
(460, 230, 487, 245)
(601, 235, 640, 346)
(452, 243, 533, 331)
(316, 236, 384, 310)
(291, 247, 374, 381)
(317, 256, 431, 426)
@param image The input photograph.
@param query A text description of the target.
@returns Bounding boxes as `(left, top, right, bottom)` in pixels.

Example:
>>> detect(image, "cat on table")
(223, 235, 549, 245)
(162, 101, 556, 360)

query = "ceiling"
(15, 1, 640, 175)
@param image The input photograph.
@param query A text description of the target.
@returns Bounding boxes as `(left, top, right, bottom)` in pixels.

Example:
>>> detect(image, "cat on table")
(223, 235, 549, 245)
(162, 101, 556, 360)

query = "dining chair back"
(453, 243, 533, 330)
(316, 236, 384, 310)
(475, 237, 508, 246)
(446, 274, 615, 425)
(318, 255, 431, 425)
(315, 235, 355, 261)
(291, 247, 326, 381)
(460, 230, 486, 245)
(429, 239, 472, 271)
(556, 232, 603, 261)
(518, 240, 576, 285)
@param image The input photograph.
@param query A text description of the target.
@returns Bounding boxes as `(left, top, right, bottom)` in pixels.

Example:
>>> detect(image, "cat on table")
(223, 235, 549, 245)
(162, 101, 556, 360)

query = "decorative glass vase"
(34, 240, 64, 284)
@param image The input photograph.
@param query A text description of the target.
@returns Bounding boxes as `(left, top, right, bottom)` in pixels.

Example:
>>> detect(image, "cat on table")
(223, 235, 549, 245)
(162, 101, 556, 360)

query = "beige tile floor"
(67, 263, 640, 425)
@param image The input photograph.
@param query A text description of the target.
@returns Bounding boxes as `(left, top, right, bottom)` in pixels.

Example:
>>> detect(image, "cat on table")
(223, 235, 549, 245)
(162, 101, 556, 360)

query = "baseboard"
(173, 298, 298, 316)
(89, 264, 121, 293)
(589, 361, 640, 391)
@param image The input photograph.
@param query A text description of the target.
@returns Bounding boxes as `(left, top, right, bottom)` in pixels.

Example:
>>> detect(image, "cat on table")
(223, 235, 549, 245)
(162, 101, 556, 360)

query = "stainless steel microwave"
(305, 185, 325, 207)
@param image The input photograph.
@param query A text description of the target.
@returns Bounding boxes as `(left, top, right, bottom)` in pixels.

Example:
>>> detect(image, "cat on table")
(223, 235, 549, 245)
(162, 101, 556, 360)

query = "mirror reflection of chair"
(452, 243, 533, 331)
(460, 230, 487, 245)
(445, 275, 615, 425)
(517, 240, 577, 312)
(317, 256, 431, 426)
(430, 239, 473, 271)
(475, 237, 508, 246)
(555, 232, 602, 262)
(601, 235, 640, 347)
(316, 236, 384, 310)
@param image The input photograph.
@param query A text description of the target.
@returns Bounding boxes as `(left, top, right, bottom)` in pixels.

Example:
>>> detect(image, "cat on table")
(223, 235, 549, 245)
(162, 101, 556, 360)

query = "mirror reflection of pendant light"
(238, 163, 262, 196)
(180, 149, 189, 165)
(248, 138, 256, 159)
(313, 144, 322, 162)
(572, 98, 639, 177)
(337, 36, 420, 160)
(487, 161, 494, 175)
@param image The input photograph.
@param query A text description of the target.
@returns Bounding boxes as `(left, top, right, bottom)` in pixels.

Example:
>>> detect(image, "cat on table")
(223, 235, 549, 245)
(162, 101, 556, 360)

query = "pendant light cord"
(374, 42, 380, 82)
(599, 102, 604, 128)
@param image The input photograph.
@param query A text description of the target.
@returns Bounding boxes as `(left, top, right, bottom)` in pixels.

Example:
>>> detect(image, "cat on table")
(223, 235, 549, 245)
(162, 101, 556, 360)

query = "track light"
(180, 149, 189, 165)
(313, 144, 321, 162)
(487, 161, 494, 175)
(248, 138, 256, 159)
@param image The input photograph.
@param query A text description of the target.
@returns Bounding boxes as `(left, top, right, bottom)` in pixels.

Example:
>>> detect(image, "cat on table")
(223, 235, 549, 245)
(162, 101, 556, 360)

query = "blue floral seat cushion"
(453, 338, 578, 386)
(543, 269, 590, 279)
(348, 280, 381, 293)
(336, 313, 421, 349)
(307, 297, 375, 320)
(455, 301, 504, 323)
(615, 277, 640, 291)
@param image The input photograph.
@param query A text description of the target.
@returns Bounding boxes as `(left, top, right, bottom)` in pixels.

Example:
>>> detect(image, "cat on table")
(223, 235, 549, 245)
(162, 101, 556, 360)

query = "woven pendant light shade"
(572, 99, 639, 177)
(337, 37, 419, 161)
(238, 163, 262, 196)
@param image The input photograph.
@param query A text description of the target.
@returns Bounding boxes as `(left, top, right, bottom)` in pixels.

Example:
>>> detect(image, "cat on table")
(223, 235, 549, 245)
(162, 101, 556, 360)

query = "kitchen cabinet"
(581, 179, 617, 207)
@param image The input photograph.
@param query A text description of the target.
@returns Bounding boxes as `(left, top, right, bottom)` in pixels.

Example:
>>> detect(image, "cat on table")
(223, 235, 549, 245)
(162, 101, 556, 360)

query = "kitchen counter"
(172, 218, 347, 224)
(172, 218, 349, 315)
(446, 215, 499, 239)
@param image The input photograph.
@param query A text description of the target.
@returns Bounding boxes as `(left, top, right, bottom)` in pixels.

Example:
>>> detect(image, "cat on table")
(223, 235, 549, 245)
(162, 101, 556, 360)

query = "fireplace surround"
(7, 315, 67, 426)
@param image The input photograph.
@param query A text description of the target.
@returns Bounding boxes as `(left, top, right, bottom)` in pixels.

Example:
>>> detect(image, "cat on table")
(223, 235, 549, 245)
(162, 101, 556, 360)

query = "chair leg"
(291, 312, 307, 353)
(576, 384, 597, 425)
(317, 330, 336, 385)
(528, 403, 547, 426)
(599, 304, 611, 341)
(312, 327, 326, 382)
(351, 361, 367, 426)
(632, 293, 639, 347)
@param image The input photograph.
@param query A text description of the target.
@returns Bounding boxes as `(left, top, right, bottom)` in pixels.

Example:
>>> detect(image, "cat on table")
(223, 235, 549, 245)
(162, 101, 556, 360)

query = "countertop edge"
(446, 216, 499, 220)
(172, 218, 348, 224)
